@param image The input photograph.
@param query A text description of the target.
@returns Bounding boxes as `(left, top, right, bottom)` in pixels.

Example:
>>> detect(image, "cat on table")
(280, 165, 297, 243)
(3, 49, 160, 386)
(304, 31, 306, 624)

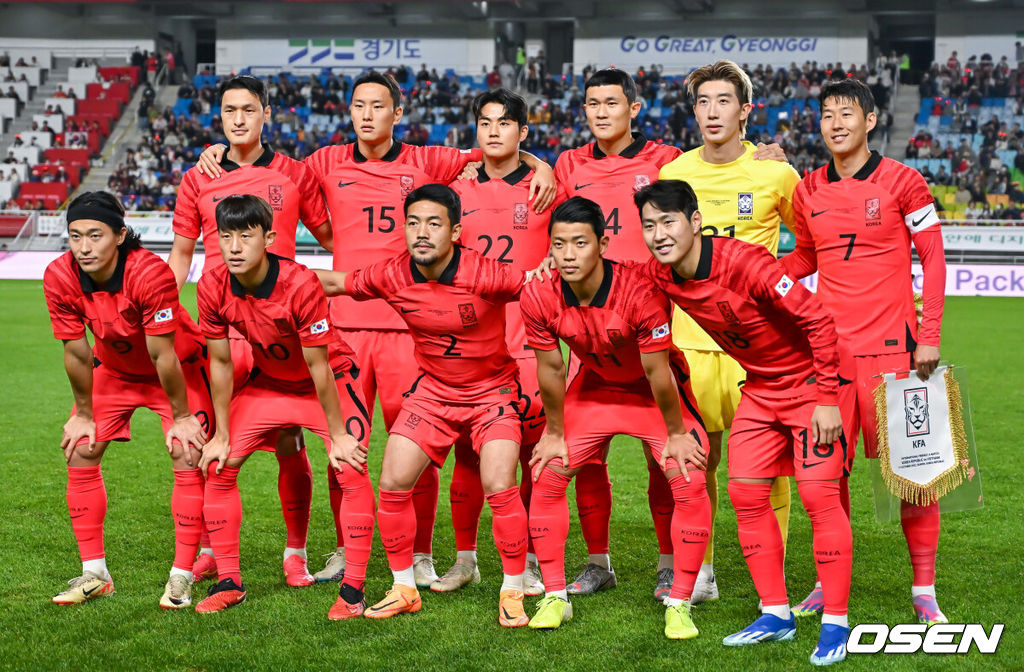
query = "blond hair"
(687, 59, 754, 135)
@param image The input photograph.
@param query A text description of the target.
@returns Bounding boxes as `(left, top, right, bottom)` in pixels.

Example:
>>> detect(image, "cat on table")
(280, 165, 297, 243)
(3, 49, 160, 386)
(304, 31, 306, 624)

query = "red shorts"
(227, 370, 371, 458)
(72, 358, 214, 445)
(516, 353, 546, 447)
(727, 385, 847, 481)
(341, 329, 419, 431)
(390, 388, 523, 467)
(561, 365, 707, 471)
(839, 351, 912, 462)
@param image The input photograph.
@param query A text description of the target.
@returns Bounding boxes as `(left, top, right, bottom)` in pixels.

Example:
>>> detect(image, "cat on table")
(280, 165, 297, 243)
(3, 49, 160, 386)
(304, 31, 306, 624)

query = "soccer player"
(194, 194, 375, 618)
(437, 88, 553, 595)
(198, 71, 555, 586)
(522, 197, 711, 639)
(658, 60, 802, 604)
(44, 191, 210, 610)
(636, 180, 851, 666)
(781, 78, 947, 625)
(173, 74, 330, 587)
(314, 184, 530, 627)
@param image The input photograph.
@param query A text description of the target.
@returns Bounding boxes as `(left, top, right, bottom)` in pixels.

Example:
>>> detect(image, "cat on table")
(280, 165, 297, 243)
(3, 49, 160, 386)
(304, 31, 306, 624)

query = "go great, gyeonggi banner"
(601, 34, 840, 68)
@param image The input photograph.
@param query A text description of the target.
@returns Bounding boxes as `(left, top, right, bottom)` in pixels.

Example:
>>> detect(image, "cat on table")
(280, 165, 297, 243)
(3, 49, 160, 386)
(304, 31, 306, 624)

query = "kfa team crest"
(633, 174, 651, 192)
(458, 303, 478, 326)
(737, 192, 753, 218)
(865, 197, 881, 222)
(904, 387, 930, 437)
(399, 175, 415, 198)
(513, 202, 528, 229)
(268, 184, 284, 211)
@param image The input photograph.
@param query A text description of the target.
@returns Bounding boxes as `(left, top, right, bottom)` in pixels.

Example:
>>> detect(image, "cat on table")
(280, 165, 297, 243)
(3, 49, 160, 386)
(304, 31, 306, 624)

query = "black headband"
(66, 204, 125, 232)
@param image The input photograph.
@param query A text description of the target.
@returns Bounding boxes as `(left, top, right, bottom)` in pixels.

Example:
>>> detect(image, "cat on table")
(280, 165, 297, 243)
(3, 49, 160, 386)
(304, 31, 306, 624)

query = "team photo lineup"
(43, 51, 967, 669)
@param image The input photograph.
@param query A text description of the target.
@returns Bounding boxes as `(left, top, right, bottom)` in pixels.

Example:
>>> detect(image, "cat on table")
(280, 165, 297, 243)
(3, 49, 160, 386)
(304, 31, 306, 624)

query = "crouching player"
(522, 197, 711, 639)
(315, 184, 530, 626)
(635, 180, 851, 665)
(44, 191, 210, 609)
(194, 195, 375, 618)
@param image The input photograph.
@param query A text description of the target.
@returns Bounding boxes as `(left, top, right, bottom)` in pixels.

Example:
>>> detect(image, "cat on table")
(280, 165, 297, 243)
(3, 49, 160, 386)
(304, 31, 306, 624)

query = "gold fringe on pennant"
(873, 367, 969, 506)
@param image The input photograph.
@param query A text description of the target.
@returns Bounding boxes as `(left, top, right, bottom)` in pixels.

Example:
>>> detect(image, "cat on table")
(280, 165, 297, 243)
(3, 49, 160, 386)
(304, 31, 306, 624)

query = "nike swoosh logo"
(574, 183, 594, 190)
(287, 506, 302, 511)
(838, 375, 853, 386)
(742, 550, 758, 558)
(208, 527, 224, 534)
(369, 599, 398, 611)
(337, 180, 357, 188)
(462, 209, 480, 216)
(70, 514, 86, 519)
(400, 307, 419, 313)
(178, 522, 197, 527)
(802, 461, 826, 468)
(526, 420, 546, 430)
(349, 533, 369, 538)
(502, 606, 517, 620)
(680, 538, 703, 543)
(82, 584, 101, 597)
(811, 209, 828, 217)
(212, 196, 226, 202)
(911, 215, 928, 227)
(817, 559, 839, 564)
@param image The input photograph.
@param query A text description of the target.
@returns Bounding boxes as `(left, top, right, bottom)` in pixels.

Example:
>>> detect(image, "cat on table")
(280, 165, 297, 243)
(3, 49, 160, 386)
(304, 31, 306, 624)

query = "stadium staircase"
(887, 81, 918, 159)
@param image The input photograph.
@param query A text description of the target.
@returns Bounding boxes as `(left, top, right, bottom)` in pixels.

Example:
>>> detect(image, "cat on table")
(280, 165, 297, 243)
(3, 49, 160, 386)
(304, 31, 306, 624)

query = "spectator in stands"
(486, 66, 501, 90)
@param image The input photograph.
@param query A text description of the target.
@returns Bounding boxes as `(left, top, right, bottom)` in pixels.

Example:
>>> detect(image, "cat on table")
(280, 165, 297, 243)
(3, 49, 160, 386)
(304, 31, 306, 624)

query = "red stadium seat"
(97, 66, 140, 87)
(20, 182, 70, 203)
(44, 148, 90, 170)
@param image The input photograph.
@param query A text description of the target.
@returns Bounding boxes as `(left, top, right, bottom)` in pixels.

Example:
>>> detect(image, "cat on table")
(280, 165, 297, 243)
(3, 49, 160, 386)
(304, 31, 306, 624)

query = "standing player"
(194, 195, 375, 618)
(636, 180, 851, 666)
(658, 60, 801, 604)
(436, 88, 553, 595)
(314, 185, 531, 627)
(174, 75, 331, 587)
(522, 197, 711, 640)
(44, 191, 209, 610)
(198, 71, 555, 586)
(781, 78, 948, 625)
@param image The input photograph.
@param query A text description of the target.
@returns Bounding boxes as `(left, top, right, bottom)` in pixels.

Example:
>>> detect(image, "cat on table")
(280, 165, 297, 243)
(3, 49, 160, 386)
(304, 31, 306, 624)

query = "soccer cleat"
(313, 550, 346, 583)
(523, 561, 545, 597)
(283, 555, 315, 588)
(913, 595, 948, 625)
(529, 595, 573, 629)
(52, 571, 115, 605)
(566, 563, 617, 595)
(665, 602, 699, 640)
(722, 612, 797, 646)
(691, 571, 719, 605)
(192, 553, 217, 583)
(413, 554, 439, 588)
(364, 584, 422, 619)
(793, 585, 825, 617)
(654, 568, 673, 603)
(195, 577, 246, 613)
(810, 624, 849, 666)
(159, 574, 193, 610)
(430, 561, 481, 593)
(498, 589, 530, 627)
(328, 584, 365, 620)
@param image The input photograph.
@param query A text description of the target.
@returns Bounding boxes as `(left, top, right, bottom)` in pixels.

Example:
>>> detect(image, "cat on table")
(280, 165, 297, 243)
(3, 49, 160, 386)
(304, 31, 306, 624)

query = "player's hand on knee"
(61, 413, 95, 462)
(330, 432, 368, 473)
(913, 344, 941, 380)
(524, 255, 556, 283)
(753, 142, 787, 162)
(199, 434, 230, 475)
(530, 432, 568, 481)
(457, 161, 481, 181)
(166, 414, 208, 467)
(811, 405, 843, 447)
(660, 432, 706, 481)
(195, 143, 226, 177)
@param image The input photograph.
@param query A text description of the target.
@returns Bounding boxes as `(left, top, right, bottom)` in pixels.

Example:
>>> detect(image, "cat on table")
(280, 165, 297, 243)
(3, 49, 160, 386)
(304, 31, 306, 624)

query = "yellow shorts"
(683, 349, 746, 433)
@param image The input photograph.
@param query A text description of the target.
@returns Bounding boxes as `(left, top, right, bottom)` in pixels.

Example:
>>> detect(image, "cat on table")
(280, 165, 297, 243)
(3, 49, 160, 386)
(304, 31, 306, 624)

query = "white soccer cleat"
(160, 574, 193, 610)
(413, 553, 439, 588)
(52, 571, 115, 605)
(313, 550, 346, 583)
(690, 571, 719, 605)
(524, 561, 545, 597)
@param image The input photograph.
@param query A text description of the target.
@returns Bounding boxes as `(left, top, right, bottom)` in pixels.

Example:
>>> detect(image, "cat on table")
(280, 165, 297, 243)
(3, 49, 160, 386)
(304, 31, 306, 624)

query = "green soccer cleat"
(665, 602, 699, 640)
(529, 595, 573, 629)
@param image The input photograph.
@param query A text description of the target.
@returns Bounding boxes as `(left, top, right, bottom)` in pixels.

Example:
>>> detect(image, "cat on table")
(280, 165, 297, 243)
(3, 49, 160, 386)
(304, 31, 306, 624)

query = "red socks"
(171, 468, 204, 571)
(486, 486, 528, 575)
(649, 462, 675, 555)
(377, 489, 416, 571)
(412, 465, 439, 555)
(529, 469, 572, 592)
(797, 480, 852, 615)
(67, 465, 107, 562)
(204, 464, 243, 584)
(668, 472, 710, 600)
(450, 440, 484, 552)
(276, 450, 312, 550)
(729, 480, 787, 607)
(901, 499, 940, 585)
(334, 465, 376, 590)
(574, 462, 612, 555)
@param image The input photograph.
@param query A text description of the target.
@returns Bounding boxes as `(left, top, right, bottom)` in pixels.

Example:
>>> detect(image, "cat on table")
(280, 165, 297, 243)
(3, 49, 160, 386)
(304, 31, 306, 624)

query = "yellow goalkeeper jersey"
(659, 140, 800, 350)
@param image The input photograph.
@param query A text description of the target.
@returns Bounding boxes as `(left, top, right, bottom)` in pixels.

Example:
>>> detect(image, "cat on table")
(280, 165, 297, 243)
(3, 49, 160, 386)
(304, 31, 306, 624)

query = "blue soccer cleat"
(810, 623, 849, 666)
(722, 612, 797, 646)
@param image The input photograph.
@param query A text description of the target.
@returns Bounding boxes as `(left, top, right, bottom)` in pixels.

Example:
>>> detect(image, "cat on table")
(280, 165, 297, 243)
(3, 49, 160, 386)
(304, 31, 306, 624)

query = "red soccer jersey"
(196, 254, 356, 394)
(521, 259, 688, 387)
(173, 146, 328, 275)
(344, 244, 521, 402)
(554, 133, 680, 262)
(44, 248, 204, 379)
(786, 152, 945, 356)
(453, 162, 552, 360)
(639, 236, 841, 403)
(304, 140, 483, 330)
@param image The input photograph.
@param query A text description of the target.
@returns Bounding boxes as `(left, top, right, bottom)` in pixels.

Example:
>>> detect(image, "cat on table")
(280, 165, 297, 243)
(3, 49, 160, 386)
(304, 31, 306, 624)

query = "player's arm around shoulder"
(313, 268, 350, 297)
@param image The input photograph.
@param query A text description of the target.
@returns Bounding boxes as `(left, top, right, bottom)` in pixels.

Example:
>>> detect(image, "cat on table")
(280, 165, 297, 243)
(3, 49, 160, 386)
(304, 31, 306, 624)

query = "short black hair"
(352, 71, 403, 109)
(217, 75, 269, 108)
(584, 68, 638, 105)
(819, 78, 875, 115)
(66, 190, 142, 251)
(215, 194, 273, 233)
(404, 184, 461, 227)
(549, 196, 605, 237)
(472, 88, 528, 128)
(633, 180, 700, 221)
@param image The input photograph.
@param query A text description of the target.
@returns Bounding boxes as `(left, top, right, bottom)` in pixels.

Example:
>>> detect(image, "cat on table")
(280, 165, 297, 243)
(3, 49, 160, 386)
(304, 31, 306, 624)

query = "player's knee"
(68, 440, 108, 465)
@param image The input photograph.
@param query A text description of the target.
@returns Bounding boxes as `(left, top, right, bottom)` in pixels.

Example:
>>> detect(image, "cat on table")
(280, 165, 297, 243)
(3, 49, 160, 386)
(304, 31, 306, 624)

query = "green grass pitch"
(0, 279, 1020, 671)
